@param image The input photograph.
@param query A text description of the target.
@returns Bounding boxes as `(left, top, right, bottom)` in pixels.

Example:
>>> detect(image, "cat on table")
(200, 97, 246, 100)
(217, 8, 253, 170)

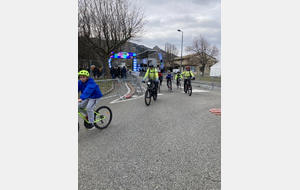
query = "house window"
(190, 66, 195, 72)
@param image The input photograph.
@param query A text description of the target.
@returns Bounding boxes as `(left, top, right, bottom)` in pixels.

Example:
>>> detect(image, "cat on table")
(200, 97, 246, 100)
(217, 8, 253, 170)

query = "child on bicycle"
(181, 66, 195, 92)
(78, 70, 103, 130)
(175, 71, 183, 87)
(165, 70, 173, 90)
(158, 69, 163, 86)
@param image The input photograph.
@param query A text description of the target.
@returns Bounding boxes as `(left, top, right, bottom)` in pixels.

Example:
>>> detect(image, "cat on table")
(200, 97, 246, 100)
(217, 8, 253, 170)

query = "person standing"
(122, 66, 127, 79)
(92, 66, 97, 79)
(95, 67, 100, 79)
(112, 67, 117, 79)
(117, 67, 121, 78)
(110, 68, 113, 78)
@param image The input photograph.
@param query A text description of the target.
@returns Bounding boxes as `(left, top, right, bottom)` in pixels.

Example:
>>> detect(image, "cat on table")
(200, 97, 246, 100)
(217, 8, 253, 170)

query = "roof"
(137, 49, 158, 59)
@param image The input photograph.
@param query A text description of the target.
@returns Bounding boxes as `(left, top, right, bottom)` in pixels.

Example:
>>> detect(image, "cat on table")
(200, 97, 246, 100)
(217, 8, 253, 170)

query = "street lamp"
(177, 29, 183, 72)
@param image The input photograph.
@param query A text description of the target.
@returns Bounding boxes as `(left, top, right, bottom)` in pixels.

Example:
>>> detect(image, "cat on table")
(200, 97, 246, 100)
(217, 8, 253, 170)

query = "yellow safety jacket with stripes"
(181, 70, 194, 78)
(175, 74, 183, 80)
(143, 68, 158, 81)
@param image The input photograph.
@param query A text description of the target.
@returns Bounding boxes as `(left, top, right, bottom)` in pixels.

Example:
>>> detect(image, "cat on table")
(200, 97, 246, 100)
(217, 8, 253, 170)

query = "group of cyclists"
(141, 63, 195, 98)
(78, 63, 197, 130)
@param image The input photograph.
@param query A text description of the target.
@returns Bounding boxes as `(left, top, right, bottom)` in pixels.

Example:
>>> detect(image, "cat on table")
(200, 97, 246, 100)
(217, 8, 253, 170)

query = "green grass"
(194, 74, 221, 83)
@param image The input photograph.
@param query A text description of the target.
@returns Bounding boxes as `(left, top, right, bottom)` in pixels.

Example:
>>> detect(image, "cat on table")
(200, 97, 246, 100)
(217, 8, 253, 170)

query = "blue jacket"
(166, 73, 173, 79)
(78, 78, 103, 100)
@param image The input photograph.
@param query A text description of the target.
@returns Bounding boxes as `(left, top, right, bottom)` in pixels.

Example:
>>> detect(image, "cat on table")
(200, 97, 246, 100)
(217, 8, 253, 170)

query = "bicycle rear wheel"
(179, 83, 181, 90)
(94, 106, 112, 129)
(145, 89, 151, 106)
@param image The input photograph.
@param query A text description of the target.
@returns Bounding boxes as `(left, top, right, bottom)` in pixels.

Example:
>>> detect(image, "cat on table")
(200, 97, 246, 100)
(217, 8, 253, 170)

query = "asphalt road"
(78, 76, 221, 190)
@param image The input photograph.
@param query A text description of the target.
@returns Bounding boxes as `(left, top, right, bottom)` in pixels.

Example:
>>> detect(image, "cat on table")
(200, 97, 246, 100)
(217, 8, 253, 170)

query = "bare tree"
(164, 42, 178, 70)
(186, 35, 220, 76)
(78, 0, 148, 78)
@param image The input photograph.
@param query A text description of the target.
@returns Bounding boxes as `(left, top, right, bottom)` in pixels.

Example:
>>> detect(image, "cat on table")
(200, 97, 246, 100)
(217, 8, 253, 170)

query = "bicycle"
(184, 76, 195, 96)
(167, 79, 172, 93)
(78, 106, 112, 131)
(158, 80, 161, 93)
(177, 78, 181, 90)
(142, 79, 157, 106)
(158, 76, 162, 93)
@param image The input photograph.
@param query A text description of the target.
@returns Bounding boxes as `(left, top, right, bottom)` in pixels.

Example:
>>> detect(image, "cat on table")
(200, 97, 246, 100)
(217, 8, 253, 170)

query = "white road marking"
(110, 86, 209, 104)
(182, 89, 209, 93)
(110, 86, 147, 104)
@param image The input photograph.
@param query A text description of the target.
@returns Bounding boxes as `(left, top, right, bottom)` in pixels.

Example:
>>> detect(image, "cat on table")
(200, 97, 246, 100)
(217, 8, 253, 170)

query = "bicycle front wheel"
(187, 85, 192, 96)
(145, 89, 151, 106)
(153, 88, 157, 101)
(94, 106, 112, 130)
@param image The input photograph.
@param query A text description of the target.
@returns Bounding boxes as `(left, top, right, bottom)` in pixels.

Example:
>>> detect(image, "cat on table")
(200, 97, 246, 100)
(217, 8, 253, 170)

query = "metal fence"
(93, 73, 144, 100)
(192, 75, 221, 90)
(78, 59, 103, 72)
(125, 74, 144, 95)
(139, 71, 221, 90)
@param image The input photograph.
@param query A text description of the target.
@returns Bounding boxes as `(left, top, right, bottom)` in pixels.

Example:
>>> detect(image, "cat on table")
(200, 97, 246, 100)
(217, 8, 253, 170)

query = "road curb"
(124, 82, 135, 99)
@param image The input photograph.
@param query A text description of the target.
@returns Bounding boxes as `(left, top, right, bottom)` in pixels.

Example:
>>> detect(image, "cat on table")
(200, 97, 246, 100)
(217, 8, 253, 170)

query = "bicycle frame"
(184, 77, 192, 89)
(78, 108, 103, 123)
(146, 80, 155, 93)
(177, 79, 181, 87)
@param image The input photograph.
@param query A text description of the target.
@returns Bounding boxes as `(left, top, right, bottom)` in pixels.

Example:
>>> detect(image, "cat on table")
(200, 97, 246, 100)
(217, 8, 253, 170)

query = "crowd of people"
(109, 66, 128, 79)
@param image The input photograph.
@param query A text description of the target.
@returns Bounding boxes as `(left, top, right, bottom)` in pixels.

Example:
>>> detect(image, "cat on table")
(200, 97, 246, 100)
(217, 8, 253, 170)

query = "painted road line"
(182, 89, 209, 93)
(110, 86, 147, 104)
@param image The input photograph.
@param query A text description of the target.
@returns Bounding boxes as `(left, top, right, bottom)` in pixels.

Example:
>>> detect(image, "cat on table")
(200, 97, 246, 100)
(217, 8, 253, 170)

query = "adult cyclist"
(181, 66, 195, 92)
(142, 63, 159, 96)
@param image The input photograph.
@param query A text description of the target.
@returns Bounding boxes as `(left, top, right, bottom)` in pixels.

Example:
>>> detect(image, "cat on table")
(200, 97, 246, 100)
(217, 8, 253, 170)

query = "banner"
(158, 53, 163, 69)
(133, 58, 137, 71)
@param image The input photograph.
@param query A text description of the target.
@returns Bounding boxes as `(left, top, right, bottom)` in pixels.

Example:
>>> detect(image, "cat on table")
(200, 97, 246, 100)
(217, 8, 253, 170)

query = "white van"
(173, 69, 180, 74)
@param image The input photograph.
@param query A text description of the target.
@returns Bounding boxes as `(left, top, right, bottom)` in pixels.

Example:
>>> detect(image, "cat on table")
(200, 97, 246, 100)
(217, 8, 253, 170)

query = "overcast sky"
(135, 0, 221, 61)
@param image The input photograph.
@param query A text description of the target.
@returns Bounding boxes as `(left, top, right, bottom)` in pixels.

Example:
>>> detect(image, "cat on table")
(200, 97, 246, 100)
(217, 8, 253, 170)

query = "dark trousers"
(150, 80, 158, 95)
(184, 79, 191, 90)
(167, 79, 172, 87)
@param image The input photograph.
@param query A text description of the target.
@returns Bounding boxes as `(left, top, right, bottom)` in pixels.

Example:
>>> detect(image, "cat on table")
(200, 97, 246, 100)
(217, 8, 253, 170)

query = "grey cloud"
(136, 0, 221, 56)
